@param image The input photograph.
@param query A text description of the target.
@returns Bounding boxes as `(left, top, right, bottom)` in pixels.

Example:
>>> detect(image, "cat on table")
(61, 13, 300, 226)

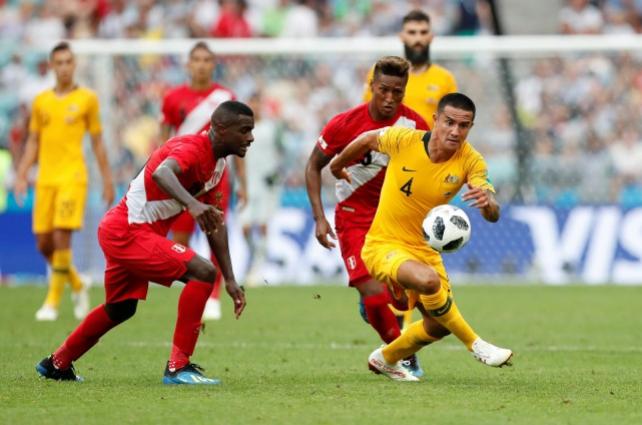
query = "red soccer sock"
(363, 292, 402, 343)
(209, 254, 222, 300)
(52, 305, 119, 370)
(169, 280, 211, 371)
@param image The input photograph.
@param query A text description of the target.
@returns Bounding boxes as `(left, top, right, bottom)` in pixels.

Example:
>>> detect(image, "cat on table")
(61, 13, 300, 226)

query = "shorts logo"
(171, 243, 187, 254)
(347, 256, 357, 270)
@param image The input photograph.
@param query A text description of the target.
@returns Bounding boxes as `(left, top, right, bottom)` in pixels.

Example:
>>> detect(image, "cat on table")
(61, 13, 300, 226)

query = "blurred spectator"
(280, 0, 318, 37)
(98, 0, 136, 38)
(188, 0, 220, 37)
(559, 0, 604, 34)
(23, 1, 65, 42)
(211, 0, 253, 38)
(259, 0, 289, 37)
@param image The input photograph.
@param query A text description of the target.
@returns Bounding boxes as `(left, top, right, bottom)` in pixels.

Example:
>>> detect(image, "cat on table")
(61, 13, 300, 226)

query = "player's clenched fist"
(188, 201, 223, 235)
(225, 281, 246, 319)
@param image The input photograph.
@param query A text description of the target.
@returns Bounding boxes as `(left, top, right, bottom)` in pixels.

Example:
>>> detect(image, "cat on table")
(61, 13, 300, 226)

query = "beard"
(404, 44, 430, 66)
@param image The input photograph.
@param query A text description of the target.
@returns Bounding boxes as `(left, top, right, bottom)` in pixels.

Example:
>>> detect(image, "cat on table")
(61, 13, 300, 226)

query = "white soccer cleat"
(471, 338, 513, 367)
(368, 347, 420, 382)
(35, 305, 58, 321)
(202, 298, 222, 321)
(71, 285, 90, 320)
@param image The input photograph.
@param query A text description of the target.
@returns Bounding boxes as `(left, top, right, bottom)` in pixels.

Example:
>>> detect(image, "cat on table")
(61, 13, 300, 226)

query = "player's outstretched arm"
(462, 184, 500, 223)
(206, 223, 246, 318)
(152, 158, 223, 232)
(13, 132, 39, 206)
(90, 134, 115, 206)
(329, 130, 380, 183)
(305, 146, 336, 249)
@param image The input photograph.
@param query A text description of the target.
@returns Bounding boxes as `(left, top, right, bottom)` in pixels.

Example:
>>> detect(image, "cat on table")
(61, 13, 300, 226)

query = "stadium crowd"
(1, 0, 642, 211)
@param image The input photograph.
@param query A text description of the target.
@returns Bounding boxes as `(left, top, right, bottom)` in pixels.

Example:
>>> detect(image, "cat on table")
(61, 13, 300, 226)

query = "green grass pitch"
(1, 284, 641, 425)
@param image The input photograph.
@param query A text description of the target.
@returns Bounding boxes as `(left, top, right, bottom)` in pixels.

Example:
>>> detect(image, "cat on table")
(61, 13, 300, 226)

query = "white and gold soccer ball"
(422, 204, 471, 253)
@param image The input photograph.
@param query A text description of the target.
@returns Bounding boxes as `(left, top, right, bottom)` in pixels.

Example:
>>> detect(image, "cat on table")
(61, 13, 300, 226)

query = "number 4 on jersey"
(400, 177, 414, 197)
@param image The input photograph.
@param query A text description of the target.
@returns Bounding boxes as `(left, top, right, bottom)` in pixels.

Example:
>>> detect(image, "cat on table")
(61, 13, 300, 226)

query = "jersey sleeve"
(362, 66, 374, 102)
(28, 96, 41, 134)
(86, 91, 102, 135)
(376, 126, 421, 157)
(465, 148, 495, 193)
(316, 115, 345, 157)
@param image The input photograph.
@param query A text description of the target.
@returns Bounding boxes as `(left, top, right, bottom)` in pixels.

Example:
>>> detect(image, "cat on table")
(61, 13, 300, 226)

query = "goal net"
(3, 35, 642, 285)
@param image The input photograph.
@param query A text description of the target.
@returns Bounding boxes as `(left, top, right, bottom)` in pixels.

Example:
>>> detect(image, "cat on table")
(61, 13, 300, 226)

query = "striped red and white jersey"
(108, 132, 226, 236)
(161, 83, 235, 136)
(316, 103, 428, 228)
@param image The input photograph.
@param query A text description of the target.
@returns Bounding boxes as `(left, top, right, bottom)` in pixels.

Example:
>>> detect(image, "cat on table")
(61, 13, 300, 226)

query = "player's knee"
(104, 299, 138, 323)
(414, 268, 440, 294)
(36, 239, 53, 258)
(196, 261, 217, 283)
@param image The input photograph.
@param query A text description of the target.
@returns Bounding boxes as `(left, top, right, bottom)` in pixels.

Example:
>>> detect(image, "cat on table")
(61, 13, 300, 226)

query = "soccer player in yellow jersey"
(330, 93, 512, 381)
(363, 10, 458, 128)
(14, 42, 115, 321)
(363, 9, 457, 329)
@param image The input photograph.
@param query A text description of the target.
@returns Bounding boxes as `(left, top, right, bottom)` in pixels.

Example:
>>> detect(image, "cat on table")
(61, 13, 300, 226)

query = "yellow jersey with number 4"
(366, 126, 494, 248)
(29, 87, 102, 185)
(363, 64, 457, 127)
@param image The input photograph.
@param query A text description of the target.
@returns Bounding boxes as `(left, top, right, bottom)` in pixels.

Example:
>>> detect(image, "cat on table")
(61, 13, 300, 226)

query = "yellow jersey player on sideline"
(330, 93, 512, 381)
(363, 9, 457, 128)
(14, 41, 114, 321)
(363, 9, 457, 329)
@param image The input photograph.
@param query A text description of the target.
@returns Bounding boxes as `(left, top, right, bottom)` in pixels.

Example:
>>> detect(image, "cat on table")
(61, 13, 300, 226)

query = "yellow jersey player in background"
(363, 9, 457, 329)
(14, 42, 115, 321)
(363, 9, 458, 128)
(330, 93, 512, 381)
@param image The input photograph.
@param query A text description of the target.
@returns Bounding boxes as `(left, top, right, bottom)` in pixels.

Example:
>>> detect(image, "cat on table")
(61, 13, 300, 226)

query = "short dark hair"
(373, 56, 410, 81)
(437, 93, 476, 119)
(211, 100, 254, 125)
(50, 41, 72, 60)
(189, 41, 214, 58)
(402, 10, 430, 25)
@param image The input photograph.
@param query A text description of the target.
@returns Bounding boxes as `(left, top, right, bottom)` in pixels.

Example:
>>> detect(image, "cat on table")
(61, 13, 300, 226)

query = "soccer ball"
(422, 205, 471, 253)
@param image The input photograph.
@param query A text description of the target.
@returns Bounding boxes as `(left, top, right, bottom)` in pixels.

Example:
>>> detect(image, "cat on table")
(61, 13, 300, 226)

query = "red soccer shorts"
(98, 221, 197, 304)
(335, 222, 372, 286)
(169, 168, 231, 235)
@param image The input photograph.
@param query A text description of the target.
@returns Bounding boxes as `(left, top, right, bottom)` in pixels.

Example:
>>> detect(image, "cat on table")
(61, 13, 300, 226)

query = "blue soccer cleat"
(401, 354, 425, 378)
(162, 362, 221, 385)
(36, 356, 83, 382)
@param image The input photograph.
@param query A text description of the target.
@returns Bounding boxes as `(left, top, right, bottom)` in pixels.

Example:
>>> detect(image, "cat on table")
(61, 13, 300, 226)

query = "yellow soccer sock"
(68, 265, 84, 292)
(43, 249, 72, 308)
(420, 287, 478, 350)
(382, 320, 439, 364)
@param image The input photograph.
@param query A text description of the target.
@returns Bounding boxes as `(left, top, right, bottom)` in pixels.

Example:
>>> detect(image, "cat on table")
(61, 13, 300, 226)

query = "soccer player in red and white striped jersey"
(305, 56, 429, 377)
(160, 41, 247, 320)
(36, 101, 253, 384)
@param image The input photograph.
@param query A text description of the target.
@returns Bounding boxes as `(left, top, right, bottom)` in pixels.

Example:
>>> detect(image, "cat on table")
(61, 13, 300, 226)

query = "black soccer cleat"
(35, 356, 83, 382)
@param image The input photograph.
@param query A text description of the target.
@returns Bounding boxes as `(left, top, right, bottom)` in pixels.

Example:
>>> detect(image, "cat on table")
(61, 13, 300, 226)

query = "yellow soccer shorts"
(361, 238, 451, 310)
(33, 183, 88, 233)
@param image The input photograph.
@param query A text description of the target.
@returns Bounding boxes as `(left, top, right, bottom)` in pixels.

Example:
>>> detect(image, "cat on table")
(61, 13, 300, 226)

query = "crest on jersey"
(444, 174, 460, 184)
(347, 256, 357, 270)
(171, 243, 187, 254)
